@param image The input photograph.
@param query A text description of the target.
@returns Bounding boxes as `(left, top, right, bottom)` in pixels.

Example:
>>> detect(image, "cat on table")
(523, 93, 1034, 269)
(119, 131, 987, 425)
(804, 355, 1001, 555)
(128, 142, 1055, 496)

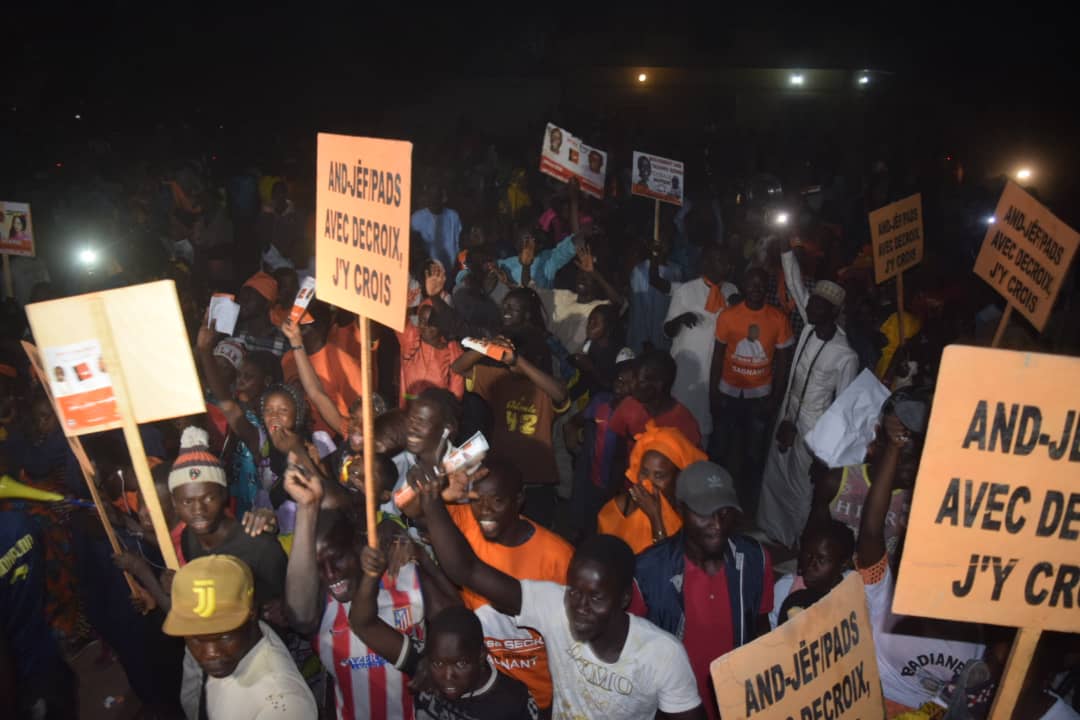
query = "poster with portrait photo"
(539, 123, 576, 184)
(538, 123, 607, 199)
(577, 142, 607, 199)
(42, 339, 120, 431)
(630, 151, 684, 206)
(0, 201, 35, 256)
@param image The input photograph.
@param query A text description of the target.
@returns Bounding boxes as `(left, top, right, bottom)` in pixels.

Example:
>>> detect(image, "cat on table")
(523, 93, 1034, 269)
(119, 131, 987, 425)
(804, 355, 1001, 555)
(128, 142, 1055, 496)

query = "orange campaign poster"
(0, 201, 35, 257)
(710, 573, 883, 720)
(537, 123, 607, 199)
(894, 346, 1080, 633)
(631, 151, 684, 206)
(973, 181, 1080, 331)
(869, 193, 924, 283)
(42, 340, 120, 431)
(315, 134, 412, 332)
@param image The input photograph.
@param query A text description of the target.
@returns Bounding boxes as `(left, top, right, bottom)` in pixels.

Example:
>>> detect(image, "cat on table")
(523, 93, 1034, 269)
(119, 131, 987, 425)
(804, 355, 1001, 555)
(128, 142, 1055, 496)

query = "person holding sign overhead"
(853, 388, 992, 714)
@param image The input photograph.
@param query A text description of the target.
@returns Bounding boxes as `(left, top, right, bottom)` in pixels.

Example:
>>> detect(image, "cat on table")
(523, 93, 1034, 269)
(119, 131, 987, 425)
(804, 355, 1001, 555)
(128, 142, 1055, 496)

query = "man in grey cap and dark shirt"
(633, 461, 773, 720)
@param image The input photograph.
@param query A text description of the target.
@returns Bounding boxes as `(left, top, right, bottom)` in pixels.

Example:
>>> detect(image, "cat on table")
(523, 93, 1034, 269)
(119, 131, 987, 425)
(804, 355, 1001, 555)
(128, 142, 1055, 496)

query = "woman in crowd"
(597, 422, 706, 554)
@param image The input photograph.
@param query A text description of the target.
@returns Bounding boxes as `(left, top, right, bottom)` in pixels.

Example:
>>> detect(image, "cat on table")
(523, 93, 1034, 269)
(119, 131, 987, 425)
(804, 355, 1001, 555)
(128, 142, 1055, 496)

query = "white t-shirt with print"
(514, 580, 700, 720)
(181, 621, 317, 720)
(864, 563, 985, 709)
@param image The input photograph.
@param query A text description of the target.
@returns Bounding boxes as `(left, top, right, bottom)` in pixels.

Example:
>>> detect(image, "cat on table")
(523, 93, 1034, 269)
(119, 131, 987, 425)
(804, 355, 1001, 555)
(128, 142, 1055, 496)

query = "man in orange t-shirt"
(280, 302, 370, 436)
(440, 457, 573, 714)
(708, 267, 794, 513)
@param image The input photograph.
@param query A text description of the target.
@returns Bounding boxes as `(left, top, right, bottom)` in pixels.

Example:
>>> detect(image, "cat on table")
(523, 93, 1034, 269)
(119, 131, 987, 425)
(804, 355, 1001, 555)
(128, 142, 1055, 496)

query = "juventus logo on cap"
(193, 579, 217, 618)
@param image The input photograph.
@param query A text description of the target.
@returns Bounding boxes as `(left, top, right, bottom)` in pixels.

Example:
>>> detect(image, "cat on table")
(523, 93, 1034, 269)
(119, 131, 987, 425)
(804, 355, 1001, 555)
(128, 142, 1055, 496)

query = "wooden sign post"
(21, 339, 139, 595)
(26, 280, 207, 569)
(892, 346, 1080, 718)
(975, 181, 1080, 347)
(869, 193, 924, 347)
(710, 573, 884, 720)
(315, 133, 412, 547)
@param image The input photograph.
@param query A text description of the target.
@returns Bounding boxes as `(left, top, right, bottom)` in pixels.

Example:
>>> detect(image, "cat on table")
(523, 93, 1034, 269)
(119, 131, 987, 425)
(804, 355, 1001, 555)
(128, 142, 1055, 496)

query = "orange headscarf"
(243, 272, 279, 304)
(597, 423, 708, 553)
(625, 421, 709, 491)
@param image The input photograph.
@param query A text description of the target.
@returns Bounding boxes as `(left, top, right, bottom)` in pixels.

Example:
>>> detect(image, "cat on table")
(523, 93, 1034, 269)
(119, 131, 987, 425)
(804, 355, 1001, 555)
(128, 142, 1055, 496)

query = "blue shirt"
(628, 260, 682, 352)
(411, 207, 462, 273)
(497, 234, 578, 289)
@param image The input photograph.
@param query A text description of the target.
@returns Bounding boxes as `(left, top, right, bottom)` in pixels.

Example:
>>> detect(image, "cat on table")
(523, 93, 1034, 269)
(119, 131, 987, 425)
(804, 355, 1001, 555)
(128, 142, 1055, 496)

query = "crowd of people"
(1, 120, 1078, 720)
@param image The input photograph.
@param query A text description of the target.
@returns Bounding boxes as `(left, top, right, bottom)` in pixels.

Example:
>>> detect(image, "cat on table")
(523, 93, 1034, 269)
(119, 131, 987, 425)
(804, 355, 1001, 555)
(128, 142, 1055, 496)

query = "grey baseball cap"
(675, 461, 742, 516)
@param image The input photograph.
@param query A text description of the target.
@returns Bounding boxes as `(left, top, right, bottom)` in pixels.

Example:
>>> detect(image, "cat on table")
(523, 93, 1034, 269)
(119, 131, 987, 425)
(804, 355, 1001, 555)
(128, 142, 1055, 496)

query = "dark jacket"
(634, 532, 768, 647)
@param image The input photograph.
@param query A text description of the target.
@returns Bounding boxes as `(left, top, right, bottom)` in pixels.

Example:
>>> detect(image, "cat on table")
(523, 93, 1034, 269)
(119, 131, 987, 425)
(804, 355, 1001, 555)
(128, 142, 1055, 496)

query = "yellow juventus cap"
(162, 555, 254, 637)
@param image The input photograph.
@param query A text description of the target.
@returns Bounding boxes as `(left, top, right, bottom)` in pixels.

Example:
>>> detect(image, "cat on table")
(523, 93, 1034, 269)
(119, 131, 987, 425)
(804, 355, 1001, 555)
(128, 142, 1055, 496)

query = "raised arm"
(780, 250, 810, 326)
(283, 465, 324, 635)
(416, 469, 523, 616)
(347, 546, 409, 664)
(195, 321, 261, 453)
(451, 349, 486, 376)
(575, 243, 625, 309)
(280, 319, 346, 433)
(538, 232, 581, 285)
(509, 352, 568, 406)
(856, 413, 907, 568)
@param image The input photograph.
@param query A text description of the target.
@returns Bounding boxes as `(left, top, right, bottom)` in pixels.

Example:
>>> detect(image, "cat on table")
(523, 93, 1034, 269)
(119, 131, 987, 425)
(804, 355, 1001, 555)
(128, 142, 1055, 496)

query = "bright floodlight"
(79, 248, 97, 265)
(775, 212, 790, 226)
(985, 216, 996, 225)
(858, 75, 870, 85)
(637, 73, 648, 83)
(789, 74, 804, 86)
(1016, 167, 1033, 181)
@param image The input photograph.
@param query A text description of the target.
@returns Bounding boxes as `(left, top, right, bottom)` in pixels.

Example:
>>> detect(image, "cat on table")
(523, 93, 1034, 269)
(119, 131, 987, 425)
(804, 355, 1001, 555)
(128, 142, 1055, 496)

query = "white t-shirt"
(513, 580, 700, 720)
(181, 621, 317, 720)
(864, 563, 985, 709)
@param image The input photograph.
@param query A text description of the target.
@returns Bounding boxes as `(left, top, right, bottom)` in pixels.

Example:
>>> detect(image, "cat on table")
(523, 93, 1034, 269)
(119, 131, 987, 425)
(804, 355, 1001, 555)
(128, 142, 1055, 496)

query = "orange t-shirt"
(281, 341, 366, 435)
(713, 302, 794, 397)
(396, 325, 465, 406)
(447, 504, 572, 710)
(596, 494, 683, 555)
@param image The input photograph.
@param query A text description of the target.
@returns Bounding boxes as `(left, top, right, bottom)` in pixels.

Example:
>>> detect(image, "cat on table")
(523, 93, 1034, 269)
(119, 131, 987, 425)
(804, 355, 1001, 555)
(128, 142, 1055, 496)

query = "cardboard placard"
(315, 133, 412, 332)
(26, 280, 205, 436)
(537, 123, 607, 199)
(974, 181, 1080, 331)
(631, 151, 684, 206)
(710, 573, 883, 720)
(893, 346, 1080, 633)
(869, 193, 924, 283)
(0, 201, 34, 257)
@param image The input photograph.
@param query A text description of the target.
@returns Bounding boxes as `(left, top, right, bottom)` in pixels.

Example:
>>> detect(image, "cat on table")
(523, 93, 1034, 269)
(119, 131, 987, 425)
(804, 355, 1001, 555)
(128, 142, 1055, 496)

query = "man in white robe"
(757, 260, 858, 548)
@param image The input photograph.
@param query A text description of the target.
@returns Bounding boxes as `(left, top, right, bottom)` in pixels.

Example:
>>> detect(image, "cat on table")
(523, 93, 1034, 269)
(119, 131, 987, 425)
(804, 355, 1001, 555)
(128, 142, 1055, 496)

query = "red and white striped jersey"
(314, 562, 426, 720)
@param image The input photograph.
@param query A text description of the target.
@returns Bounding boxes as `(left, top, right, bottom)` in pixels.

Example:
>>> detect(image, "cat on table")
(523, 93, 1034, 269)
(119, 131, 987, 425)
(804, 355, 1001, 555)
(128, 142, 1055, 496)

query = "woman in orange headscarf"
(596, 422, 707, 554)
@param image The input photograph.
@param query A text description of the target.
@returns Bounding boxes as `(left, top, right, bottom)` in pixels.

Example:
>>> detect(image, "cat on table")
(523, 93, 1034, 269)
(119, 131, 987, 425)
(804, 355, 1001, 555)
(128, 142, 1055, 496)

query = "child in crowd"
(352, 545, 540, 719)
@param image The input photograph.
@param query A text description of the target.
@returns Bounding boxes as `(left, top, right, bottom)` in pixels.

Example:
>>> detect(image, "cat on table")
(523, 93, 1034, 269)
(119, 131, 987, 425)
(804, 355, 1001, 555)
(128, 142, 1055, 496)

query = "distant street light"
(1016, 167, 1033, 181)
(637, 73, 648, 83)
(789, 73, 804, 86)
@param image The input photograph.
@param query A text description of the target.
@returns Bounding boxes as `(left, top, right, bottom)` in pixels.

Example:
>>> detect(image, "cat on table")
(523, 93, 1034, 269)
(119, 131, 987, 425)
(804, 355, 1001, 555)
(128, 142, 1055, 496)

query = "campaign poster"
(631, 151, 684, 206)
